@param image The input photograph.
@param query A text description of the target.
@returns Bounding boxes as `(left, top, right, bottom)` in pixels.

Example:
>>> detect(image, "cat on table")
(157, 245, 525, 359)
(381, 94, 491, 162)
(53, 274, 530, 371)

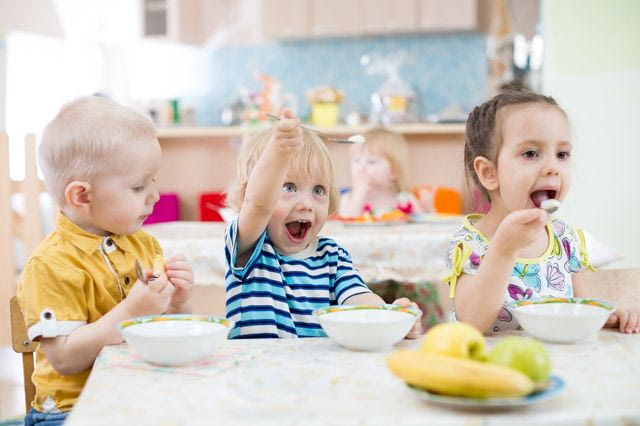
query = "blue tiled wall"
(199, 33, 486, 125)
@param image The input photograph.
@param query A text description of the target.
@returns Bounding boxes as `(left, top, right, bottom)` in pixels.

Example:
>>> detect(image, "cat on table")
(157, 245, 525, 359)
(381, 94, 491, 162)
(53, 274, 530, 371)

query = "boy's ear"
(473, 156, 499, 192)
(64, 181, 92, 212)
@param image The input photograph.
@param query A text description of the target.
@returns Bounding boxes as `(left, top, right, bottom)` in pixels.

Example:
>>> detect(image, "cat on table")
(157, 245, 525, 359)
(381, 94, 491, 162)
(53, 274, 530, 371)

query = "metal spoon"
(540, 199, 560, 214)
(135, 259, 147, 284)
(265, 113, 365, 144)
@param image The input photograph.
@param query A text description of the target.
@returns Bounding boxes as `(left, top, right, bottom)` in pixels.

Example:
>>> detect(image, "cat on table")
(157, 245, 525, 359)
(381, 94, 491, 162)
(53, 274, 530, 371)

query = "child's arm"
(454, 209, 548, 332)
(40, 275, 173, 376)
(339, 174, 373, 217)
(236, 110, 302, 258)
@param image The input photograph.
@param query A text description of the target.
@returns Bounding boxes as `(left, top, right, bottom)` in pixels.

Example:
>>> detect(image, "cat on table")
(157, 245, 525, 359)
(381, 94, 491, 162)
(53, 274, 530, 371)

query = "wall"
(200, 33, 486, 124)
(542, 0, 640, 268)
(0, 38, 5, 130)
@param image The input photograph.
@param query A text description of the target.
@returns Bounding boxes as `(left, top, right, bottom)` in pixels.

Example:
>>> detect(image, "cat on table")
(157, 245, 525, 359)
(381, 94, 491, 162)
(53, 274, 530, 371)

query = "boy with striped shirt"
(224, 110, 422, 338)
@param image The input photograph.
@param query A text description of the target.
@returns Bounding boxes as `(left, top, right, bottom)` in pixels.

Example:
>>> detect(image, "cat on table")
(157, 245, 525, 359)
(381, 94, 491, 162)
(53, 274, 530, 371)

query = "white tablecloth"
(66, 329, 640, 425)
(143, 219, 462, 286)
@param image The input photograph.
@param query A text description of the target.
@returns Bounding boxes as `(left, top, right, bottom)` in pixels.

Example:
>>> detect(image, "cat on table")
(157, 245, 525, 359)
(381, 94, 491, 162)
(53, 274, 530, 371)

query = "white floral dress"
(444, 214, 595, 332)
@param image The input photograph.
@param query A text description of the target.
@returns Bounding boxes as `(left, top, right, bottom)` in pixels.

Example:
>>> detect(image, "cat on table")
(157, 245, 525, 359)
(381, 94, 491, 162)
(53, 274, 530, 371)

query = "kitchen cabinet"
(262, 0, 310, 39)
(361, 0, 417, 34)
(141, 0, 264, 45)
(419, 0, 479, 31)
(309, 0, 361, 37)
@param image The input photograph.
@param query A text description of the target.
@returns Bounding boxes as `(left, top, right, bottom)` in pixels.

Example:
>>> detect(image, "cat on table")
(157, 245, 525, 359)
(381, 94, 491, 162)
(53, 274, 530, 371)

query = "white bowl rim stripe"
(507, 297, 615, 313)
(312, 303, 422, 318)
(117, 314, 233, 332)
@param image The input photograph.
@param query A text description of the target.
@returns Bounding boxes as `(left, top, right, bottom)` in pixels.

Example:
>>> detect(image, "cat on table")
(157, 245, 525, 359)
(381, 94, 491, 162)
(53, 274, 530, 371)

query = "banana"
(387, 350, 534, 398)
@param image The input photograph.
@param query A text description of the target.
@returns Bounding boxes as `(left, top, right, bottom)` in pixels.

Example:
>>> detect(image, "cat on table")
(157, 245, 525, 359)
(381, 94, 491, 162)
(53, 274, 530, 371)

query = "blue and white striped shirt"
(225, 218, 371, 339)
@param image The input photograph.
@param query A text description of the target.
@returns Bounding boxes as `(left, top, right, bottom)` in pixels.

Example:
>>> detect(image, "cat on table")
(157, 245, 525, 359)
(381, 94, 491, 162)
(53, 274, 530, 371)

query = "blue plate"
(409, 375, 565, 408)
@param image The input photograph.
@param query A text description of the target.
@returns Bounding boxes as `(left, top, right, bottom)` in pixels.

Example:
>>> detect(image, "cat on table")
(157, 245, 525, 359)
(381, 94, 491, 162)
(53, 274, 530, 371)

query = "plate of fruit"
(387, 323, 566, 408)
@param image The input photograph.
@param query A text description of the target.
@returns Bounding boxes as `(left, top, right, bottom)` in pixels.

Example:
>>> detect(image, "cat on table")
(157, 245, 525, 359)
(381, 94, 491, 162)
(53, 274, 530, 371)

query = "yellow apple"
(421, 322, 487, 360)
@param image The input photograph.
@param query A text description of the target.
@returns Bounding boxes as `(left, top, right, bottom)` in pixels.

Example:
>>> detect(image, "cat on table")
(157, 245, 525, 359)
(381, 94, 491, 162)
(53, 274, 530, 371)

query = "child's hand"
(493, 209, 548, 256)
(393, 297, 423, 339)
(272, 109, 302, 154)
(605, 307, 640, 334)
(165, 254, 194, 311)
(123, 274, 173, 318)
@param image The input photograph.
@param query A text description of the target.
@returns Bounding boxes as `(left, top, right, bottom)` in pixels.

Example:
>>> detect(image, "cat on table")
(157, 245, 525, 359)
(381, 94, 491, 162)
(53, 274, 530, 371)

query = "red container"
(144, 193, 179, 224)
(200, 192, 226, 222)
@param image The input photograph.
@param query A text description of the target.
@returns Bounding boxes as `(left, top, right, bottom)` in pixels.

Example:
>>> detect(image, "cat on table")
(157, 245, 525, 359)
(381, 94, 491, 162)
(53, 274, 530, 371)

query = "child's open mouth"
(530, 189, 557, 208)
(285, 220, 312, 243)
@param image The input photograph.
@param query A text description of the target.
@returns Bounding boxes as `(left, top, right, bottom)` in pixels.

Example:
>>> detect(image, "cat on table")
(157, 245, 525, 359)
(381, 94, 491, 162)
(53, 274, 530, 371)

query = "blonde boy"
(224, 110, 422, 339)
(17, 97, 194, 425)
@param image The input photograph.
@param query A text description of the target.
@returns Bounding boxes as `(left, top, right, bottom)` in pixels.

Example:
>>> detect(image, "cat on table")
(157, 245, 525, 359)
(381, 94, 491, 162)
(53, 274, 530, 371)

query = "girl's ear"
(64, 181, 92, 213)
(473, 156, 499, 192)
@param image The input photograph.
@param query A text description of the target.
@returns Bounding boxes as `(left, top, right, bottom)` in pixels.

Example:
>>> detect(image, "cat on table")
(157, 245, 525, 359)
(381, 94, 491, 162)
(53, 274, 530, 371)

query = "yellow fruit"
(387, 350, 534, 398)
(421, 322, 487, 360)
(152, 255, 165, 276)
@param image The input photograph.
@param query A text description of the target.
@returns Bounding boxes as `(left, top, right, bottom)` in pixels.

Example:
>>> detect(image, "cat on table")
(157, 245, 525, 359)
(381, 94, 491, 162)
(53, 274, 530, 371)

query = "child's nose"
(542, 157, 560, 176)
(295, 194, 313, 211)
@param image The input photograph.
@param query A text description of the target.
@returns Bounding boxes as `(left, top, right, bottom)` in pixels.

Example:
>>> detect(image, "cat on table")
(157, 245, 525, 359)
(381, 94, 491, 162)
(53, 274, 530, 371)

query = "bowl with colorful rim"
(507, 297, 616, 343)
(313, 304, 421, 351)
(117, 314, 234, 366)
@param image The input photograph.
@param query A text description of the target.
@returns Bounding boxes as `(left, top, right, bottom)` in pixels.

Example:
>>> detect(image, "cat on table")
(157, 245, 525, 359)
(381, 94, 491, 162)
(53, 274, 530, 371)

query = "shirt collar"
(55, 213, 133, 255)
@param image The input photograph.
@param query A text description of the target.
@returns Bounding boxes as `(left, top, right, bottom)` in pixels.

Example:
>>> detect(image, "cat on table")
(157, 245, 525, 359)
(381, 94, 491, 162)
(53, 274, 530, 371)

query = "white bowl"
(313, 304, 420, 351)
(508, 297, 616, 343)
(117, 314, 234, 366)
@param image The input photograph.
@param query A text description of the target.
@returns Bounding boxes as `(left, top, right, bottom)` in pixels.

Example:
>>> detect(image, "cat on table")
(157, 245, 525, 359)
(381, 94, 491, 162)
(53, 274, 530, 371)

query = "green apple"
(421, 322, 487, 360)
(487, 336, 551, 382)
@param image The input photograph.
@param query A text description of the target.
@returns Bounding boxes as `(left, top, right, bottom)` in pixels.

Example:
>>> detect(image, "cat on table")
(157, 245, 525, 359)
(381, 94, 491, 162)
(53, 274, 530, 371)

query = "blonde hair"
(227, 128, 340, 214)
(39, 96, 157, 206)
(355, 127, 411, 192)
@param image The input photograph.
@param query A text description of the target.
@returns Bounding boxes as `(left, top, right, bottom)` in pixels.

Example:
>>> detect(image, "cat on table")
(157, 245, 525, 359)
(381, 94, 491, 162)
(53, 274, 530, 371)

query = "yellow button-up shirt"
(17, 213, 163, 413)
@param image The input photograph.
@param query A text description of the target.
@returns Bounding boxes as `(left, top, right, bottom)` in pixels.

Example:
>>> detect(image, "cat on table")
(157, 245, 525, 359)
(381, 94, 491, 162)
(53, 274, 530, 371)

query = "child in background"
(339, 127, 442, 330)
(17, 97, 194, 425)
(224, 110, 422, 339)
(338, 127, 426, 217)
(444, 90, 639, 334)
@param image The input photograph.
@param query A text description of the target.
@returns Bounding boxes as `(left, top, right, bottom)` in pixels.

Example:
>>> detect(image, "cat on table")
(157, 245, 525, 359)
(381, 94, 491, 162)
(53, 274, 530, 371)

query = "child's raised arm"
(236, 110, 303, 256)
(454, 209, 548, 332)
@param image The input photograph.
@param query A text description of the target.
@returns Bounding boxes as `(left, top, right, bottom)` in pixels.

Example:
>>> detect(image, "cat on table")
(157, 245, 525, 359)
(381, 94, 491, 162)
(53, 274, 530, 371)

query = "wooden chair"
(575, 268, 640, 307)
(1, 131, 47, 345)
(10, 296, 38, 414)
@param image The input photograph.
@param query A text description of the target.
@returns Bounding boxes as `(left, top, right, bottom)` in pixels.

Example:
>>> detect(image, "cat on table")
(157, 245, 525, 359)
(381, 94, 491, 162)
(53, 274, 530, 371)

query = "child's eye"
(558, 151, 571, 159)
(282, 183, 296, 193)
(522, 150, 538, 159)
(313, 185, 326, 196)
(133, 185, 145, 192)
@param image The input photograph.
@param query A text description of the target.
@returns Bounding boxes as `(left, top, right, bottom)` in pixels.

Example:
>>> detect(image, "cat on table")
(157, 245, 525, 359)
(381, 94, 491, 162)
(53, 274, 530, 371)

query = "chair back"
(10, 296, 38, 414)
(576, 268, 640, 306)
(1, 132, 46, 345)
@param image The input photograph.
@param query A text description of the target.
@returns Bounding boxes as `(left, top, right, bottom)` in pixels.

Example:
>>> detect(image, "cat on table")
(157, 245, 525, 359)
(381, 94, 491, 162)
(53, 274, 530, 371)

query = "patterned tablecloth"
(143, 219, 462, 286)
(66, 329, 640, 425)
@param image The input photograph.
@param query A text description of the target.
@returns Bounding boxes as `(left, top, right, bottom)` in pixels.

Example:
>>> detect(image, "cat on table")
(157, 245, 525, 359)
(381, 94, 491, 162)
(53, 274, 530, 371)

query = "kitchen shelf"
(156, 122, 466, 139)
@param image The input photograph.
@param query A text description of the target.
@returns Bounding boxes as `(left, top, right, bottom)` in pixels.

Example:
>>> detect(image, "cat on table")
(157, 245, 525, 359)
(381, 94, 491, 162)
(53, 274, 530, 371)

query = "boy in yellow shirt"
(17, 96, 194, 426)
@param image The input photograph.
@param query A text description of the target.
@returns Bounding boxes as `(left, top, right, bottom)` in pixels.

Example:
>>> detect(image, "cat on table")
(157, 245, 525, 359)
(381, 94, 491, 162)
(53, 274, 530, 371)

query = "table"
(66, 330, 640, 425)
(143, 219, 462, 286)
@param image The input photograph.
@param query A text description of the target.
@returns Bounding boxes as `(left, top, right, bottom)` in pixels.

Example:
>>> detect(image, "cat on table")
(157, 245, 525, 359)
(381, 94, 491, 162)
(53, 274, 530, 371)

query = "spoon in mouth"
(265, 113, 365, 144)
(540, 199, 561, 214)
